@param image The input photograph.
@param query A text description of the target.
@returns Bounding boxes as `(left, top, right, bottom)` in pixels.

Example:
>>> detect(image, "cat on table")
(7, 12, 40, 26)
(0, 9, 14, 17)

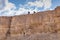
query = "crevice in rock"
(5, 17, 12, 39)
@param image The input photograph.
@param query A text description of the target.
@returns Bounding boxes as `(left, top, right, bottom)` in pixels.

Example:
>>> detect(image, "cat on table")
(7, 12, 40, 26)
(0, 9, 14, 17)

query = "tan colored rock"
(0, 17, 12, 40)
(10, 6, 60, 36)
(0, 6, 60, 40)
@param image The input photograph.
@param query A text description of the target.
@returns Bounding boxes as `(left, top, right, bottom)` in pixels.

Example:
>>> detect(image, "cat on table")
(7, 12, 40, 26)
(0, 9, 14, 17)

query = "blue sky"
(0, 0, 60, 16)
(9, 0, 60, 10)
(51, 0, 60, 9)
(9, 0, 36, 6)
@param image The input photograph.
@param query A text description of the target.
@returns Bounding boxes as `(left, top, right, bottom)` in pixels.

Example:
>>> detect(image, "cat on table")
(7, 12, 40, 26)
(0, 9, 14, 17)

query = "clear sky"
(0, 0, 60, 16)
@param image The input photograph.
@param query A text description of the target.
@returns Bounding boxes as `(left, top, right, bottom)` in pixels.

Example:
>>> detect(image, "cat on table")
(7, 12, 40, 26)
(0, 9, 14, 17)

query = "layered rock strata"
(0, 6, 60, 40)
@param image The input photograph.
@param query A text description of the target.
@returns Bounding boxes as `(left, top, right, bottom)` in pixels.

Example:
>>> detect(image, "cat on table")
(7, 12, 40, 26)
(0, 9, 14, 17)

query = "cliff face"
(0, 17, 12, 39)
(11, 6, 60, 36)
(0, 6, 60, 40)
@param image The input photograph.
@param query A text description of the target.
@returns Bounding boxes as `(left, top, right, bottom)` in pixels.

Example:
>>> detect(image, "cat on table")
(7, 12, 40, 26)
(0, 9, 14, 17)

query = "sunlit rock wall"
(0, 17, 12, 40)
(0, 6, 60, 40)
(10, 6, 60, 36)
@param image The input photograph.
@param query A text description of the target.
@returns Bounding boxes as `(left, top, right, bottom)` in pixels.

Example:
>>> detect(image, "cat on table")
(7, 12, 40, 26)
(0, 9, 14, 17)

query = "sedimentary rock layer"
(0, 6, 60, 40)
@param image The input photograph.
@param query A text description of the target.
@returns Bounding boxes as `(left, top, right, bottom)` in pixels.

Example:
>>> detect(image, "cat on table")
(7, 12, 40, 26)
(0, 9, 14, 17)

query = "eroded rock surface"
(0, 6, 60, 40)
(0, 17, 12, 40)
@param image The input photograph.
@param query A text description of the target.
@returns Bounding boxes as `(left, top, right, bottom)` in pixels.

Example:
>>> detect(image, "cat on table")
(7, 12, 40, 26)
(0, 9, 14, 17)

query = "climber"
(28, 11, 30, 14)
(34, 11, 36, 13)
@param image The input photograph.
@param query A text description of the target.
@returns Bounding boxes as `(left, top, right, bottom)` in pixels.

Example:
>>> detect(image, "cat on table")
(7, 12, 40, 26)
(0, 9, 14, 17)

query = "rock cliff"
(0, 6, 60, 40)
